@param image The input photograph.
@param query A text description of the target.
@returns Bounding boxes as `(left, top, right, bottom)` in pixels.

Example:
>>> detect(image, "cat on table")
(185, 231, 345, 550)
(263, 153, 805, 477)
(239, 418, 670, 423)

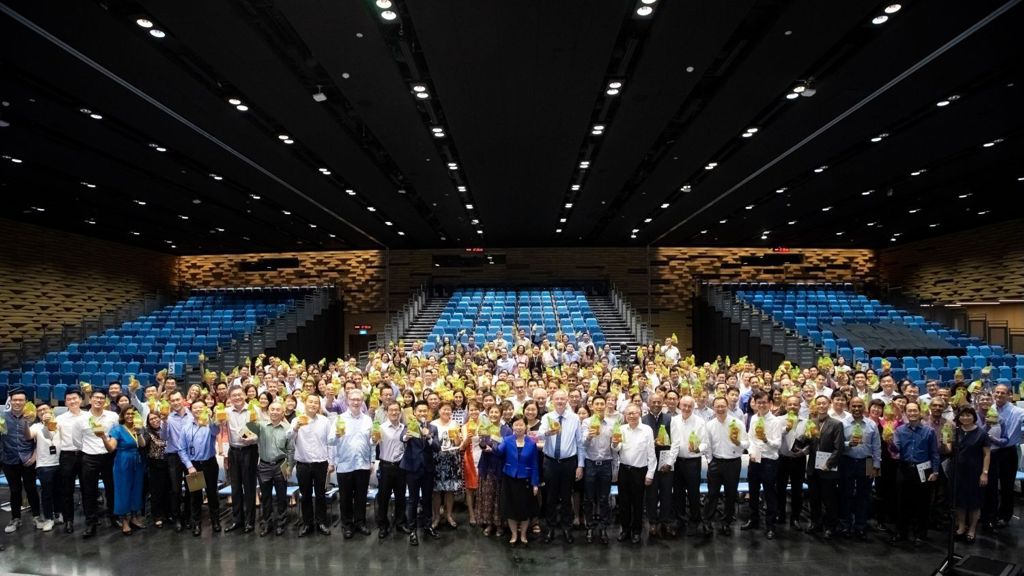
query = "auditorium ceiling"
(1, 0, 1021, 253)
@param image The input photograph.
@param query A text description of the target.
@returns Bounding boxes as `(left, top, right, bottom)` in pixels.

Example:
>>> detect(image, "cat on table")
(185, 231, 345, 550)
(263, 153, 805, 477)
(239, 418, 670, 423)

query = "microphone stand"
(936, 425, 962, 575)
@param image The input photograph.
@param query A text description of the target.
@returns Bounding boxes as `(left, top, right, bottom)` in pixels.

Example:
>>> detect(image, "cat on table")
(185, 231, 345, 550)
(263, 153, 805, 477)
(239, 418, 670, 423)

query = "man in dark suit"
(797, 394, 845, 539)
(401, 400, 441, 546)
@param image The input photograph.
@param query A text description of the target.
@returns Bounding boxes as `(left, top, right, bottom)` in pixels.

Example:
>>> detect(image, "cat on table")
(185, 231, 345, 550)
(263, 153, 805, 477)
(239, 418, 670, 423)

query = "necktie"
(554, 415, 563, 459)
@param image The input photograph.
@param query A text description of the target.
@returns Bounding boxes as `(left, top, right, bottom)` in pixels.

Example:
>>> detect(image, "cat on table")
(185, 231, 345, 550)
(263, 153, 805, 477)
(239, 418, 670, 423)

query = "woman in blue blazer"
(487, 415, 540, 546)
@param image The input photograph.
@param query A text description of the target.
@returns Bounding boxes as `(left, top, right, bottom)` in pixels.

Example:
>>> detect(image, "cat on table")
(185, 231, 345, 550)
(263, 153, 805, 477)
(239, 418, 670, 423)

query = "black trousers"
(228, 445, 258, 527)
(672, 457, 702, 528)
(645, 464, 673, 525)
(840, 456, 872, 531)
(376, 462, 407, 529)
(877, 456, 899, 525)
(405, 469, 434, 530)
(748, 458, 779, 528)
(81, 453, 114, 526)
(296, 461, 328, 526)
(704, 457, 740, 527)
(337, 469, 371, 529)
(58, 451, 82, 522)
(777, 454, 806, 522)
(583, 459, 612, 530)
(1, 462, 40, 520)
(618, 464, 647, 535)
(993, 447, 1018, 522)
(166, 453, 191, 522)
(897, 463, 931, 538)
(807, 472, 840, 530)
(146, 457, 170, 521)
(543, 456, 576, 530)
(257, 460, 288, 526)
(189, 458, 220, 525)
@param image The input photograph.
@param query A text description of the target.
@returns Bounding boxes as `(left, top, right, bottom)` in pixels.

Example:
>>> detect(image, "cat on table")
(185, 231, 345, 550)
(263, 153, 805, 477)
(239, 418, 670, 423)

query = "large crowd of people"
(1, 329, 1021, 552)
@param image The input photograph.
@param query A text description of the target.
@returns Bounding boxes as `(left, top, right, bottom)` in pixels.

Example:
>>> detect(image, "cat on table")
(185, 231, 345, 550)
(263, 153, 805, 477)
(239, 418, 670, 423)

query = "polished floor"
(1, 505, 1021, 576)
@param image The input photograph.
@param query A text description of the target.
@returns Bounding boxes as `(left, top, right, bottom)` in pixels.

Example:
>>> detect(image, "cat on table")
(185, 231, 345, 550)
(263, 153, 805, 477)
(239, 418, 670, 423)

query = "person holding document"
(796, 395, 845, 539)
(890, 401, 940, 546)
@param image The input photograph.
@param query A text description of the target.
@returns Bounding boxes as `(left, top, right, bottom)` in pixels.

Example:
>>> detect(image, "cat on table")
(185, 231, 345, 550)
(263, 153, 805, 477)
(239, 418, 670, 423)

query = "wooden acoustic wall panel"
(0, 217, 176, 349)
(175, 250, 386, 313)
(878, 218, 1024, 303)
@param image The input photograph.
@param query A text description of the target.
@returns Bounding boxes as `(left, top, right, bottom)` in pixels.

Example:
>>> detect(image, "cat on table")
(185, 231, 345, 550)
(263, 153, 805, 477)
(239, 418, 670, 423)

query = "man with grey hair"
(538, 389, 584, 544)
(246, 401, 292, 536)
(335, 389, 375, 539)
(225, 384, 259, 533)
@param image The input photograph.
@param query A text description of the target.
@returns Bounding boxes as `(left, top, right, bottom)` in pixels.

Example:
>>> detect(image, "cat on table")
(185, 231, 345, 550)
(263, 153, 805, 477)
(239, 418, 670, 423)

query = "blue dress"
(110, 425, 145, 516)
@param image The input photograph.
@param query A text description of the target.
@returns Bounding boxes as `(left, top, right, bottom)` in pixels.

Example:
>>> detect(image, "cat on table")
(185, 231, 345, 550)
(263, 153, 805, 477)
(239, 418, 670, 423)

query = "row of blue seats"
(23, 355, 199, 375)
(0, 376, 159, 404)
(0, 366, 174, 387)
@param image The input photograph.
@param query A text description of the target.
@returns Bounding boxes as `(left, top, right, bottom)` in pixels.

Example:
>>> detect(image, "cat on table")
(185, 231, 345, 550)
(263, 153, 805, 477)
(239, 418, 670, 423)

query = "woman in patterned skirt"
(432, 402, 464, 529)
(477, 405, 509, 537)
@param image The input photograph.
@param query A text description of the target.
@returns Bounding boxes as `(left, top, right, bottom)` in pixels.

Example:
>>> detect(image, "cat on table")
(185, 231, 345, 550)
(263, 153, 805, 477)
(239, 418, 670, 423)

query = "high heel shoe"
(447, 518, 458, 529)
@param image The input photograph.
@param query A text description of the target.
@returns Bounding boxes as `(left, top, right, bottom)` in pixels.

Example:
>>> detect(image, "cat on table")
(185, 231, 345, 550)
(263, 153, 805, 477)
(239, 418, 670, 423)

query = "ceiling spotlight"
(134, 199, 146, 206)
(228, 98, 242, 106)
(936, 95, 959, 107)
(367, 206, 377, 212)
(178, 214, 189, 220)
(381, 10, 398, 21)
(977, 210, 989, 215)
(397, 231, 405, 236)
(236, 104, 249, 112)
(862, 189, 874, 196)
(821, 206, 832, 212)
(705, 163, 716, 170)
(681, 185, 692, 192)
(149, 29, 166, 38)
(457, 186, 467, 192)
(250, 194, 261, 200)
(958, 193, 971, 199)
(476, 230, 484, 235)
(908, 208, 920, 214)
(470, 219, 479, 225)
(216, 227, 225, 232)
(642, 217, 653, 224)
(606, 87, 620, 96)
(893, 232, 902, 237)
(661, 203, 670, 209)
(571, 184, 580, 191)
(719, 219, 728, 224)
(81, 181, 96, 189)
(278, 134, 289, 140)
(85, 219, 96, 225)
(776, 187, 787, 194)
(867, 222, 876, 226)
(742, 132, 754, 138)
(346, 189, 356, 196)
(565, 203, 573, 209)
(447, 162, 458, 170)
(312, 89, 327, 102)
(872, 15, 889, 25)
(559, 218, 567, 223)
(870, 133, 888, 142)
(608, 81, 623, 89)
(210, 174, 223, 181)
(556, 229, 563, 233)
(32, 206, 45, 212)
(792, 85, 806, 94)
(384, 221, 393, 226)
(788, 220, 798, 225)
(786, 92, 800, 100)
(982, 138, 1004, 148)
(283, 139, 294, 145)
(309, 223, 317, 228)
(136, 18, 153, 28)
(700, 230, 708, 234)
(835, 231, 845, 236)
(465, 204, 474, 210)
(814, 165, 828, 173)
(328, 233, 336, 238)
(411, 84, 429, 97)
(580, 161, 590, 169)
(281, 210, 291, 215)
(884, 4, 902, 13)
(745, 204, 754, 210)
(130, 231, 140, 236)
(910, 169, 926, 176)
(929, 223, 939, 228)
(636, 6, 654, 16)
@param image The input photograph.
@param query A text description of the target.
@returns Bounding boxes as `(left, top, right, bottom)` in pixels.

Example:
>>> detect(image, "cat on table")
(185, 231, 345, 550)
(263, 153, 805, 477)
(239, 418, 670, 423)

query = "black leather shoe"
(379, 528, 389, 539)
(242, 523, 254, 534)
(823, 529, 834, 540)
(343, 529, 354, 539)
(563, 529, 574, 544)
(599, 530, 609, 545)
(174, 520, 183, 533)
(212, 521, 222, 533)
(544, 529, 556, 543)
(64, 521, 74, 534)
(82, 524, 97, 539)
(702, 525, 714, 538)
(741, 520, 758, 531)
(109, 517, 121, 529)
(617, 530, 629, 542)
(790, 520, 804, 532)
(631, 534, 641, 545)
(224, 523, 241, 533)
(358, 525, 371, 536)
(409, 532, 419, 546)
(317, 524, 331, 536)
(396, 524, 411, 534)
(259, 524, 270, 537)
(274, 525, 285, 537)
(426, 527, 440, 539)
(298, 525, 313, 537)
(766, 529, 776, 540)
(586, 529, 593, 543)
(193, 525, 202, 537)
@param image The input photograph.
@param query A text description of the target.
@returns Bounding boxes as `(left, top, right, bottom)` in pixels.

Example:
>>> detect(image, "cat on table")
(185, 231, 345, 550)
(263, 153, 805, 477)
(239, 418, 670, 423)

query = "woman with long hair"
(104, 406, 147, 535)
(431, 402, 464, 529)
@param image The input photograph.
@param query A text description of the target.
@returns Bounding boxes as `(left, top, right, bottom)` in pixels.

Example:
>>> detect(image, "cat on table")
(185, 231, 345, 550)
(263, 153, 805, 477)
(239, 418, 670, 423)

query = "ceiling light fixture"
(700, 230, 708, 234)
(384, 221, 393, 226)
(381, 10, 398, 21)
(135, 18, 153, 28)
(278, 134, 289, 141)
(81, 181, 96, 189)
(910, 169, 926, 176)
(775, 187, 787, 194)
(565, 203, 573, 209)
(228, 98, 242, 106)
(376, 0, 393, 8)
(328, 233, 336, 238)
(745, 204, 754, 210)
(606, 80, 623, 95)
(476, 230, 484, 235)
(134, 199, 146, 206)
(579, 161, 590, 169)
(367, 206, 376, 212)
(872, 15, 889, 24)
(821, 206, 832, 212)
(447, 162, 458, 170)
(929, 223, 939, 228)
(836, 231, 845, 236)
(457, 186, 467, 192)
(982, 138, 1004, 148)
(788, 220, 798, 225)
(556, 228, 563, 233)
(870, 133, 888, 142)
(644, 217, 653, 223)
(862, 189, 874, 196)
(571, 184, 581, 191)
(85, 219, 96, 225)
(178, 214, 189, 220)
(681, 184, 692, 192)
(814, 165, 828, 173)
(470, 219, 479, 225)
(411, 84, 429, 98)
(977, 210, 989, 215)
(559, 218, 567, 223)
(719, 219, 727, 224)
(661, 202, 670, 209)
(884, 4, 902, 13)
(149, 29, 166, 38)
(867, 222, 876, 226)
(210, 174, 223, 181)
(397, 231, 405, 236)
(130, 231, 140, 236)
(958, 193, 971, 199)
(235, 104, 248, 111)
(465, 204, 474, 210)
(250, 194, 261, 200)
(636, 6, 654, 16)
(309, 223, 317, 228)
(346, 189, 356, 196)
(908, 208, 919, 214)
(281, 210, 291, 215)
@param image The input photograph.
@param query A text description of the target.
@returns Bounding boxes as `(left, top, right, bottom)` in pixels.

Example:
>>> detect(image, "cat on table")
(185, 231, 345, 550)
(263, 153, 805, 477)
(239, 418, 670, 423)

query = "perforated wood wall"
(0, 218, 176, 360)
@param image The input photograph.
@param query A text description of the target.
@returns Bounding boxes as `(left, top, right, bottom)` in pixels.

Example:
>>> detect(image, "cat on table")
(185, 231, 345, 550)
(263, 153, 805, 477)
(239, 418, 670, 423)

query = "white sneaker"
(34, 516, 45, 530)
(41, 519, 55, 532)
(4, 518, 21, 533)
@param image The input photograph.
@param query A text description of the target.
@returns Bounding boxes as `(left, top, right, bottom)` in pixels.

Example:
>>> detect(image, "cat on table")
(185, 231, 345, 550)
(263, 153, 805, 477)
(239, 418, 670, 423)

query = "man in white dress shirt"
(702, 396, 748, 537)
(612, 405, 656, 545)
(668, 395, 707, 536)
(743, 391, 782, 539)
(288, 395, 336, 537)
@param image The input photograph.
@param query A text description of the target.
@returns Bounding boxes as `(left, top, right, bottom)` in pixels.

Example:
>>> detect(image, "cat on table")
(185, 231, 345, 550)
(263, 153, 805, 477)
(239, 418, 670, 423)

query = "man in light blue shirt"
(537, 390, 584, 543)
(334, 390, 375, 538)
(179, 399, 221, 536)
(986, 384, 1023, 527)
(839, 396, 880, 538)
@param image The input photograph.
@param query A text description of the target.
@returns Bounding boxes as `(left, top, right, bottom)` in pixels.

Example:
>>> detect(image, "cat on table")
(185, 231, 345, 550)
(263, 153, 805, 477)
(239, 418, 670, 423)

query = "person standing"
(55, 388, 87, 533)
(613, 404, 656, 545)
(162, 391, 194, 532)
(142, 412, 170, 528)
(581, 396, 615, 544)
(246, 400, 293, 537)
(985, 384, 1023, 529)
(1, 389, 42, 534)
(668, 394, 707, 536)
(839, 396, 880, 540)
(537, 389, 584, 544)
(890, 401, 940, 546)
(104, 406, 146, 535)
(178, 399, 221, 537)
(702, 396, 748, 536)
(79, 389, 119, 539)
(224, 385, 259, 534)
(335, 389, 375, 539)
(642, 392, 674, 538)
(28, 404, 60, 532)
(953, 405, 990, 543)
(289, 394, 334, 537)
(777, 394, 808, 530)
(401, 400, 441, 546)
(798, 395, 845, 539)
(376, 400, 408, 538)
(489, 414, 540, 546)
(743, 391, 782, 539)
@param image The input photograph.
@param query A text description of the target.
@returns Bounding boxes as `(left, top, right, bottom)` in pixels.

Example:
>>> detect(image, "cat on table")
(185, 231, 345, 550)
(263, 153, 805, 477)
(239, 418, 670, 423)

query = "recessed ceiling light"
(745, 204, 754, 210)
(835, 231, 844, 236)
(283, 139, 294, 145)
(821, 206, 832, 212)
(890, 237, 897, 242)
(367, 206, 376, 212)
(85, 219, 96, 225)
(329, 233, 336, 238)
(556, 228, 563, 233)
(346, 189, 356, 196)
(636, 6, 654, 16)
(593, 124, 605, 131)
(870, 133, 888, 142)
(250, 194, 261, 200)
(908, 208, 920, 214)
(278, 134, 289, 141)
(705, 164, 716, 170)
(191, 198, 202, 205)
(149, 29, 166, 38)
(465, 204, 474, 210)
(80, 181, 96, 188)
(742, 132, 754, 138)
(228, 98, 242, 106)
(210, 174, 222, 181)
(6, 156, 22, 164)
(982, 138, 1004, 148)
(785, 92, 800, 100)
(397, 231, 405, 236)
(910, 169, 926, 176)
(661, 203, 670, 209)
(31, 206, 44, 212)
(565, 203, 573, 209)
(775, 187, 786, 194)
(872, 15, 889, 25)
(719, 219, 727, 224)
(130, 231, 141, 236)
(476, 230, 483, 235)
(470, 219, 479, 225)
(431, 127, 444, 134)
(936, 95, 959, 107)
(862, 189, 874, 196)
(216, 227, 225, 232)
(447, 162, 458, 170)
(644, 217, 653, 223)
(606, 87, 620, 96)
(814, 165, 828, 173)
(929, 223, 939, 228)
(1017, 176, 1024, 181)
(281, 210, 291, 215)
(631, 228, 640, 234)
(235, 104, 248, 112)
(559, 218, 567, 223)
(579, 161, 590, 169)
(885, 4, 902, 13)
(681, 184, 692, 192)
(788, 220, 797, 225)
(178, 214, 189, 220)
(134, 199, 146, 206)
(958, 193, 971, 199)
(381, 10, 398, 21)
(867, 222, 876, 226)
(893, 232, 902, 237)
(746, 127, 759, 134)
(383, 221, 393, 226)
(136, 18, 154, 28)
(608, 81, 623, 90)
(376, 0, 393, 8)
(977, 210, 989, 215)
